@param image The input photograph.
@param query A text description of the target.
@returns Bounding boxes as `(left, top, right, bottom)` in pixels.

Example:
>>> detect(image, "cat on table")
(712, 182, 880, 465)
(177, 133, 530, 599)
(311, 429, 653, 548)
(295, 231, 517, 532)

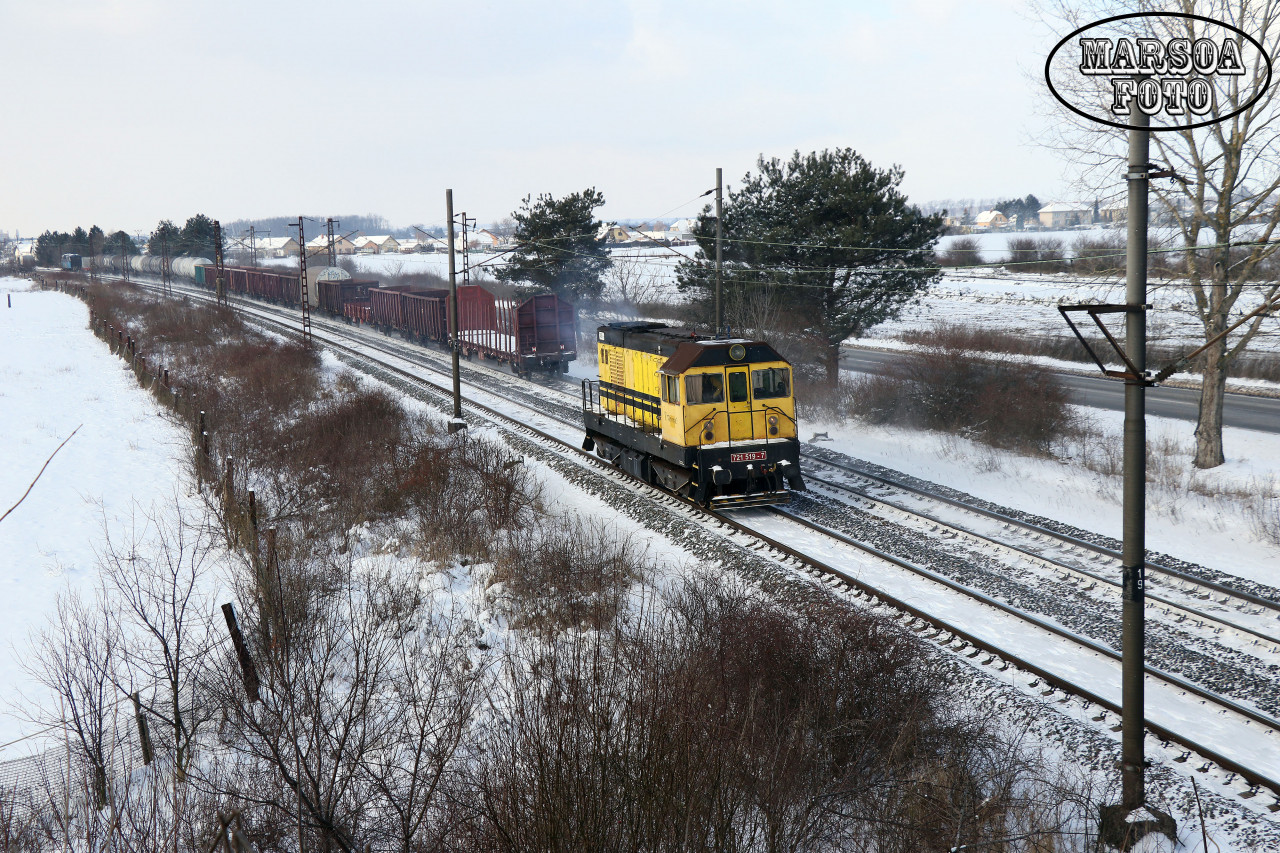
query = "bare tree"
(602, 252, 666, 311)
(1038, 0, 1280, 467)
(25, 592, 122, 845)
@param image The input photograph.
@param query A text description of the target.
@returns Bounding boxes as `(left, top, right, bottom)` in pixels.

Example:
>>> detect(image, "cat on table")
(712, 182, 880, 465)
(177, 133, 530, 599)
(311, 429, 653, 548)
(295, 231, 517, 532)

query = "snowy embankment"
(802, 407, 1280, 586)
(0, 279, 203, 753)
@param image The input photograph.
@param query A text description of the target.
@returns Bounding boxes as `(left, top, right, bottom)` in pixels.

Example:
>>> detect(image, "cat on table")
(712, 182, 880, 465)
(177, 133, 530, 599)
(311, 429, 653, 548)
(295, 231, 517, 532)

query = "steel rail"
(801, 469, 1280, 650)
(803, 453, 1280, 613)
(112, 274, 1280, 800)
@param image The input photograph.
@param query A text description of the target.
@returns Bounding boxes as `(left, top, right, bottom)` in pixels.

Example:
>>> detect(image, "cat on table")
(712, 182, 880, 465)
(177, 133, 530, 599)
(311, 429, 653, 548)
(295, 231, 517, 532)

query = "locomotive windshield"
(685, 373, 725, 404)
(752, 367, 791, 399)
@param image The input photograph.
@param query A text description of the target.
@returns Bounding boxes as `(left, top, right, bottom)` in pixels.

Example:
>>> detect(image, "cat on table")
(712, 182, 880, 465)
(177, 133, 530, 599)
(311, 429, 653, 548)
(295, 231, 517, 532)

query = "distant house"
(973, 210, 1008, 229)
(354, 235, 400, 254)
(601, 225, 635, 243)
(1098, 202, 1126, 225)
(306, 234, 355, 256)
(254, 236, 299, 257)
(1038, 203, 1090, 229)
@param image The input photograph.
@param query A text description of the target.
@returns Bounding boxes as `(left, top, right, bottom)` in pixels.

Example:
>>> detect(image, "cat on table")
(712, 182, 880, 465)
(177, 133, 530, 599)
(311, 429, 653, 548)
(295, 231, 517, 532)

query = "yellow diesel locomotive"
(582, 322, 804, 508)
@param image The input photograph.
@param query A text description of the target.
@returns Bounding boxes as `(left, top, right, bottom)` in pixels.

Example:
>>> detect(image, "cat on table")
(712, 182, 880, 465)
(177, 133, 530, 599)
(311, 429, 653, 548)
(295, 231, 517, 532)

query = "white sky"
(1, 0, 1086, 236)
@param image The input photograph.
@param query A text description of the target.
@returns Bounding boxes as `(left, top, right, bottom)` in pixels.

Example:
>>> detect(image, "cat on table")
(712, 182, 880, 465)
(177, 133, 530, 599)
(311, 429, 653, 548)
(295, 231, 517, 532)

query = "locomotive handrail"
(684, 409, 721, 443)
(761, 404, 796, 427)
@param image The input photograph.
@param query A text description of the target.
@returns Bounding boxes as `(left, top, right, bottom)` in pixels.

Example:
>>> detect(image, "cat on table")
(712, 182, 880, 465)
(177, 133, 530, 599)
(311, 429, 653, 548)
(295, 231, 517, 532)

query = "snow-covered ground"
(5, 276, 1278, 847)
(0, 279, 204, 753)
(803, 405, 1280, 585)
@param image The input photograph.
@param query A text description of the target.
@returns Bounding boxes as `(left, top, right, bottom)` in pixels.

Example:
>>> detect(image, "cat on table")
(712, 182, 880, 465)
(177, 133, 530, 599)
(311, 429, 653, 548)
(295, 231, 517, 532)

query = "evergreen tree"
(995, 194, 1041, 230)
(494, 189, 611, 301)
(148, 220, 181, 256)
(69, 227, 89, 255)
(105, 230, 138, 256)
(88, 226, 105, 260)
(178, 214, 221, 259)
(677, 149, 944, 385)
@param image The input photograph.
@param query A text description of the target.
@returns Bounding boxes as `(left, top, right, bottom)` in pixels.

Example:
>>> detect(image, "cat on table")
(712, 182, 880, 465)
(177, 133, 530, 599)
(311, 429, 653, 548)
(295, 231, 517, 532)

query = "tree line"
(34, 216, 224, 266)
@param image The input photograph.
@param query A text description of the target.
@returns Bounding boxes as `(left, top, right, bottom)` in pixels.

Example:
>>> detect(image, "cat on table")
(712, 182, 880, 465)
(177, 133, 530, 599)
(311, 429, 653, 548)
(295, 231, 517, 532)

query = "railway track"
(117, 276, 1280, 807)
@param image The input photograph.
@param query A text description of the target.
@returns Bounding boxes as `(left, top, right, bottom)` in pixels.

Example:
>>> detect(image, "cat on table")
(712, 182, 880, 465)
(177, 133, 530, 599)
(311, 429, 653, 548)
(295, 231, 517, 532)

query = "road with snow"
(840, 345, 1280, 434)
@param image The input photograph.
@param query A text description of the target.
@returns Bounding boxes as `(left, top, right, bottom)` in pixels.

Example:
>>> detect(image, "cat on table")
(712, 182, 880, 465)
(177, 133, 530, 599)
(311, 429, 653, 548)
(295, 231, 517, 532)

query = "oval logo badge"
(1045, 12, 1273, 131)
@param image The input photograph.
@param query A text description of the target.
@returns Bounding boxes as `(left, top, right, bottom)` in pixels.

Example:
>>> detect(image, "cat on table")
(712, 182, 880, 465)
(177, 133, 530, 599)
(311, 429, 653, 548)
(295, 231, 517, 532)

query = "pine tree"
(148, 220, 181, 256)
(677, 149, 943, 385)
(494, 189, 611, 302)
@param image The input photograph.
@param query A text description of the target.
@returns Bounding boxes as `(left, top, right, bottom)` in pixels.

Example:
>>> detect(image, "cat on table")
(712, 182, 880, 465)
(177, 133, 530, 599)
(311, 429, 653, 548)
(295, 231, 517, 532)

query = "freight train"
(96, 254, 578, 377)
(582, 321, 803, 508)
(367, 284, 577, 375)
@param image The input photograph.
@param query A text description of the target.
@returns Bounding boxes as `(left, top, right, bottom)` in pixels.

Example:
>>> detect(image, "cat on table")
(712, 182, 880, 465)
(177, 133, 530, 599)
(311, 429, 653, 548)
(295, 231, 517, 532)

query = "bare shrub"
(468, 573, 1067, 852)
(488, 517, 647, 631)
(1007, 236, 1066, 274)
(1251, 489, 1280, 546)
(1071, 233, 1125, 276)
(397, 432, 541, 561)
(939, 236, 985, 268)
(841, 343, 1079, 453)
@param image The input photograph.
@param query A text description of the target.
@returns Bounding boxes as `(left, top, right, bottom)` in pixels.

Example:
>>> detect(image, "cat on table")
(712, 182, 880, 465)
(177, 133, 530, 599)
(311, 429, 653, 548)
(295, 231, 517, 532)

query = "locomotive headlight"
(767, 415, 778, 426)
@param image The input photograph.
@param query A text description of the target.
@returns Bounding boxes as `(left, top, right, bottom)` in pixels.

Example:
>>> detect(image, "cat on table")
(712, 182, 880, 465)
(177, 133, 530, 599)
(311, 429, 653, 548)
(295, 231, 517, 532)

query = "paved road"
(840, 346, 1280, 434)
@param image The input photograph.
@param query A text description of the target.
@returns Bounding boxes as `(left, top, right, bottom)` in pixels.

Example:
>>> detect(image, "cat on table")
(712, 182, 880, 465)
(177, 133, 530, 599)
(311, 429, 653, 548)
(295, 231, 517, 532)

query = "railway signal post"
(445, 189, 466, 433)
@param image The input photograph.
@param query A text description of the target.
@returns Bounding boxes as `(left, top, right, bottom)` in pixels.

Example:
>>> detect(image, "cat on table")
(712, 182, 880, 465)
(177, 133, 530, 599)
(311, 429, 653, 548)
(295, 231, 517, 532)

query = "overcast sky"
(2, 0, 1087, 236)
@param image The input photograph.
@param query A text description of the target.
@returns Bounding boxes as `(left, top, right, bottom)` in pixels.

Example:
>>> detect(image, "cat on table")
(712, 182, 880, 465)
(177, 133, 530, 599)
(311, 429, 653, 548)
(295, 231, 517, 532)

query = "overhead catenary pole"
(715, 167, 724, 338)
(1120, 106, 1149, 813)
(296, 217, 311, 345)
(213, 220, 226, 306)
(445, 190, 465, 433)
(326, 217, 338, 268)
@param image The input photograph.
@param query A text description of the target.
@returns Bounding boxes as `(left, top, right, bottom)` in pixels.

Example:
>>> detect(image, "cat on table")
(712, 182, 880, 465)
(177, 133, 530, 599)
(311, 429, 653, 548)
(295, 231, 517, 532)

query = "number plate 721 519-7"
(730, 451, 766, 463)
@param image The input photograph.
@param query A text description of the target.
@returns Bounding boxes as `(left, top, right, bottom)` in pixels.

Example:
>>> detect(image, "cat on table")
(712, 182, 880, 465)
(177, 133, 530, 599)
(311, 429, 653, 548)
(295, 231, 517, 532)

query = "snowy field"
(260, 238, 1278, 359)
(0, 280, 207, 753)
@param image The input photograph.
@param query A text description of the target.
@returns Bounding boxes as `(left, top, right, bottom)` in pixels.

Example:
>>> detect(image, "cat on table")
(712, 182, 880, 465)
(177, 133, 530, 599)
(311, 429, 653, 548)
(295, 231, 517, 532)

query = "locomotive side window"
(685, 373, 724, 404)
(751, 367, 790, 399)
(661, 374, 680, 403)
(727, 370, 749, 403)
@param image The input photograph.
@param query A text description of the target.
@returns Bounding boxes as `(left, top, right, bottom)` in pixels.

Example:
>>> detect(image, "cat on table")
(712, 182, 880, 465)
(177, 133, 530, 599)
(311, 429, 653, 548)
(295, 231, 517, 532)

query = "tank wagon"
(582, 321, 803, 508)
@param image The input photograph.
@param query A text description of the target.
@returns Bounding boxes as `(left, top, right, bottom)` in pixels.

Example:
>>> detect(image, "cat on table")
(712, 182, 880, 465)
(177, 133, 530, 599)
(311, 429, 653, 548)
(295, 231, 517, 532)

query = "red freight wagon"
(343, 300, 371, 324)
(226, 267, 249, 295)
(452, 291, 577, 375)
(368, 286, 417, 331)
(516, 293, 577, 370)
(318, 279, 376, 317)
(402, 290, 448, 341)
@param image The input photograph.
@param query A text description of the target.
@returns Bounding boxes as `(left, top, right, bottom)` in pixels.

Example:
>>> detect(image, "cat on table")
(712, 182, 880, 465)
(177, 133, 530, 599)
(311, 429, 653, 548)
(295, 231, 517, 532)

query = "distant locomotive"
(59, 253, 82, 271)
(582, 321, 803, 508)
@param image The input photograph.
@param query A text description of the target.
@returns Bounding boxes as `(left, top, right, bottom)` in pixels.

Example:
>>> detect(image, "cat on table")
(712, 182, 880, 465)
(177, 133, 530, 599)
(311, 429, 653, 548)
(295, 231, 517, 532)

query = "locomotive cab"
(584, 323, 804, 509)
